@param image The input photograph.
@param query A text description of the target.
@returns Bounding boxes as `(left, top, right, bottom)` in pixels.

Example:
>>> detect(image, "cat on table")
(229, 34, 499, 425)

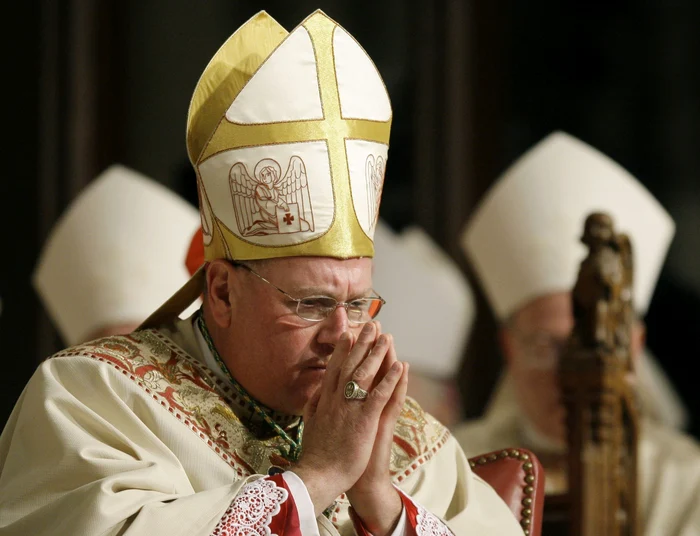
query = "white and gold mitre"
(188, 10, 392, 263)
(461, 131, 675, 320)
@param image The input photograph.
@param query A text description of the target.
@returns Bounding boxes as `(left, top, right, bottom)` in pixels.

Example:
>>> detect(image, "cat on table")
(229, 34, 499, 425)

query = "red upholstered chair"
(468, 448, 545, 536)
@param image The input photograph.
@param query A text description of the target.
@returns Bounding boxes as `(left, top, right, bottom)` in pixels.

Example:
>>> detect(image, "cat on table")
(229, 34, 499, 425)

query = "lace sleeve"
(211, 473, 320, 536)
(400, 491, 454, 536)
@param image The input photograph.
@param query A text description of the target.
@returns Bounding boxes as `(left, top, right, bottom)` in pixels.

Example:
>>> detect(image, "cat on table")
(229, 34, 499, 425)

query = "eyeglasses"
(232, 262, 385, 324)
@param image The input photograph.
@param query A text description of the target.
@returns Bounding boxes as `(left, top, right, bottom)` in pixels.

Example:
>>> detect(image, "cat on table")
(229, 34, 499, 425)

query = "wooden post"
(557, 212, 640, 536)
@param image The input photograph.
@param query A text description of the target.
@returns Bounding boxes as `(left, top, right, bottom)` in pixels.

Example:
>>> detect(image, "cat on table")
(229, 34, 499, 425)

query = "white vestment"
(453, 374, 700, 536)
(0, 317, 521, 536)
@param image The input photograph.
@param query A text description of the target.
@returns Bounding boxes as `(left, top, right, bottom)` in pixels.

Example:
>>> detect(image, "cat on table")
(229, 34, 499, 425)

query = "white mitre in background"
(33, 165, 201, 345)
(373, 220, 475, 379)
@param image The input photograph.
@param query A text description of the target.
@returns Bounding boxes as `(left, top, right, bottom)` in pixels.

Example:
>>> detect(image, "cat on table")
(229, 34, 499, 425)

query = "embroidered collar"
(194, 311, 304, 461)
(192, 317, 300, 429)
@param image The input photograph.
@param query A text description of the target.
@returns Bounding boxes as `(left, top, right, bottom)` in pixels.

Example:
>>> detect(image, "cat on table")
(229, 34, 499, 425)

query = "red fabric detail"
(186, 227, 205, 276)
(401, 492, 421, 535)
(211, 475, 301, 536)
(348, 507, 372, 536)
(267, 475, 302, 536)
(399, 491, 454, 536)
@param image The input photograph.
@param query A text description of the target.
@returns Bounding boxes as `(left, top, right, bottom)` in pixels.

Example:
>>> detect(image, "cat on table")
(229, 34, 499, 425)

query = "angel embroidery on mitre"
(229, 156, 314, 237)
(366, 155, 385, 232)
(197, 179, 214, 246)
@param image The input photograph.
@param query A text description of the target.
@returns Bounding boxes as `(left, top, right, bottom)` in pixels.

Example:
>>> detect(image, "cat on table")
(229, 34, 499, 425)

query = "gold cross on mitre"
(187, 10, 393, 263)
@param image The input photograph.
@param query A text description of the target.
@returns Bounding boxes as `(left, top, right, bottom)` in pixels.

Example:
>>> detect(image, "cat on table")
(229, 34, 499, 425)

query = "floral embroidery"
(53, 330, 293, 476)
(416, 504, 453, 536)
(389, 397, 451, 484)
(212, 478, 289, 536)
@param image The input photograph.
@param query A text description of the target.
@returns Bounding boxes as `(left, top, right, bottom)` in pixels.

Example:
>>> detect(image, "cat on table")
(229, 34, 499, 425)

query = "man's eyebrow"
(287, 286, 329, 297)
(287, 286, 374, 299)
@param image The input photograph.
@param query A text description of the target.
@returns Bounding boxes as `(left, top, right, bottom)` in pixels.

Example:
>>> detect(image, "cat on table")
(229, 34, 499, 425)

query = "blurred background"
(3, 0, 699, 437)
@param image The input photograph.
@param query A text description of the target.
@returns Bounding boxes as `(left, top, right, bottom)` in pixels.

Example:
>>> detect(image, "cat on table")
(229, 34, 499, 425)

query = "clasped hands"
(294, 322, 409, 536)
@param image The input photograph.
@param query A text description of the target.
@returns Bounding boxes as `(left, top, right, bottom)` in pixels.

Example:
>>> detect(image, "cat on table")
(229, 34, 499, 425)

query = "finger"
(377, 362, 408, 424)
(352, 334, 391, 388)
(369, 320, 385, 363)
(324, 332, 353, 395)
(372, 364, 408, 465)
(340, 322, 377, 380)
(386, 333, 397, 365)
(374, 334, 397, 388)
(365, 360, 403, 415)
(389, 362, 409, 417)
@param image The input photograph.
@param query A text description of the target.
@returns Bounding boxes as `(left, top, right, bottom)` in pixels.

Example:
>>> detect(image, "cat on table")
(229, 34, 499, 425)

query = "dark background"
(3, 0, 699, 439)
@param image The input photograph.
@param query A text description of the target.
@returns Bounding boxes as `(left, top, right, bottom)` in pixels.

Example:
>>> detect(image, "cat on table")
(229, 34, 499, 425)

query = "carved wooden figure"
(558, 212, 640, 536)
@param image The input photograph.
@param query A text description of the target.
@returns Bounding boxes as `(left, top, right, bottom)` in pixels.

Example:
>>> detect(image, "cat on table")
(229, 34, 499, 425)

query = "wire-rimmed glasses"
(232, 262, 385, 324)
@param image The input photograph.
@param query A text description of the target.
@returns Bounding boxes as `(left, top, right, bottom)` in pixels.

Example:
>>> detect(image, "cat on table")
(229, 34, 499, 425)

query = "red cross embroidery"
(283, 213, 295, 226)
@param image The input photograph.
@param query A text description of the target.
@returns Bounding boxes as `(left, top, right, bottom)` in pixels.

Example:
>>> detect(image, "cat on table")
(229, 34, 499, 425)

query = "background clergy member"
(454, 131, 700, 534)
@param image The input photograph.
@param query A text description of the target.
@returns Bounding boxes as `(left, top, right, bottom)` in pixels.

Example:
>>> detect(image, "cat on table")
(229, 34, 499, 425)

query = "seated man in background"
(454, 131, 700, 534)
(32, 164, 200, 345)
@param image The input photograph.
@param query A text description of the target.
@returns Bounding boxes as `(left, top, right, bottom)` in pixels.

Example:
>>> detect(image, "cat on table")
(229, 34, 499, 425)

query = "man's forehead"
(512, 292, 574, 333)
(262, 256, 373, 294)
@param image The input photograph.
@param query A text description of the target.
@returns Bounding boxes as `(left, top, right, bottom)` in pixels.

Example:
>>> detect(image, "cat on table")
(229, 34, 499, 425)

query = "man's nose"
(316, 305, 350, 346)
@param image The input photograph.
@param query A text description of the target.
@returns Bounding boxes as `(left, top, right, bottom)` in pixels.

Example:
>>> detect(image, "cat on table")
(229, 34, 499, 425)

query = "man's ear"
(204, 260, 236, 328)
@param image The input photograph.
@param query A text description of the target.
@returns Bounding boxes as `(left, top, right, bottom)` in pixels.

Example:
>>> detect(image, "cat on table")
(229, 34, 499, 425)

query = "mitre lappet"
(143, 9, 392, 326)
